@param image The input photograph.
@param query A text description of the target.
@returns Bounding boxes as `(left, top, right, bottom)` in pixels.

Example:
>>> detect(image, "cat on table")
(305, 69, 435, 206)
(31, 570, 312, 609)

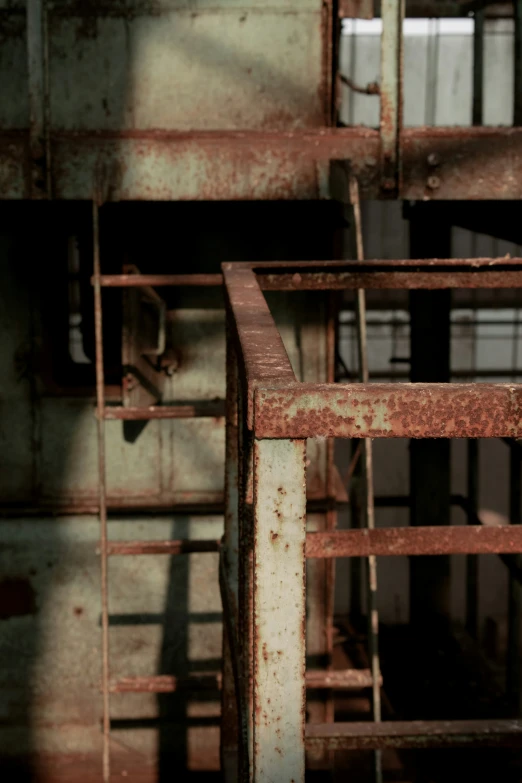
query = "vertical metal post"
(472, 9, 484, 126)
(515, 0, 522, 126)
(252, 438, 307, 783)
(380, 0, 405, 194)
(222, 323, 240, 782)
(238, 394, 254, 781)
(507, 445, 522, 714)
(93, 201, 110, 782)
(466, 439, 479, 639)
(350, 175, 382, 783)
(27, 0, 51, 197)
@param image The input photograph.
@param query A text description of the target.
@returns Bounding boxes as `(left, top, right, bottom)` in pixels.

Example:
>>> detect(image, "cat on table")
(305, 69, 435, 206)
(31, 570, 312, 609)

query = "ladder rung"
(95, 273, 223, 288)
(109, 669, 376, 694)
(109, 674, 222, 693)
(106, 539, 220, 556)
(103, 403, 225, 420)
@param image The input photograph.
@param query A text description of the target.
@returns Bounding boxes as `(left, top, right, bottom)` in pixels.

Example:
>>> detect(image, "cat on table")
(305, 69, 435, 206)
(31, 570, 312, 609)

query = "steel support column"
(252, 438, 307, 783)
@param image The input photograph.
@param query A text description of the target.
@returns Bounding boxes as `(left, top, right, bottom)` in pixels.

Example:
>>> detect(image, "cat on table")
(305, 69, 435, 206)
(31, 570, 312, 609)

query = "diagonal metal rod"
(93, 200, 110, 783)
(349, 174, 383, 783)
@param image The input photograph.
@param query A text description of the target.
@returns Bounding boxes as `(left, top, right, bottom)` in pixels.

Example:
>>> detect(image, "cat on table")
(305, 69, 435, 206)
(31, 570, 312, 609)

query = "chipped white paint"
(252, 438, 306, 783)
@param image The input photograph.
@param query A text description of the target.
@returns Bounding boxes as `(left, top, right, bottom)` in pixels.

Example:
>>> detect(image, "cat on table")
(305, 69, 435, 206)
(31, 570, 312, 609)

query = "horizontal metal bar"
(108, 526, 522, 558)
(254, 383, 522, 439)
(305, 526, 522, 558)
(305, 669, 379, 688)
(106, 539, 220, 555)
(109, 669, 376, 694)
(223, 265, 296, 429)
(109, 674, 222, 693)
(103, 402, 225, 420)
(95, 274, 223, 288)
(4, 126, 522, 200)
(305, 720, 522, 750)
(94, 259, 522, 293)
(254, 258, 522, 290)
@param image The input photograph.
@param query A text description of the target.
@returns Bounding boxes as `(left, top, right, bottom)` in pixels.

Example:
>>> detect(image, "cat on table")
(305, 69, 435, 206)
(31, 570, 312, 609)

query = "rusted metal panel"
(305, 525, 522, 558)
(47, 7, 325, 132)
(305, 720, 522, 750)
(253, 383, 522, 439)
(0, 515, 224, 767)
(252, 438, 306, 783)
(98, 258, 522, 292)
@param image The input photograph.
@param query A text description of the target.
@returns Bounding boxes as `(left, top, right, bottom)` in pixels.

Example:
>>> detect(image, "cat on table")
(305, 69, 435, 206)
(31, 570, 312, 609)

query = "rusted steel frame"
(102, 402, 225, 420)
(6, 126, 522, 200)
(253, 383, 522, 439)
(98, 258, 522, 294)
(95, 273, 223, 288)
(222, 265, 296, 431)
(108, 669, 376, 695)
(27, 0, 50, 197)
(92, 201, 110, 783)
(349, 174, 382, 783)
(252, 259, 522, 291)
(105, 540, 220, 555)
(466, 440, 479, 638)
(103, 526, 522, 560)
(252, 438, 307, 783)
(305, 719, 522, 750)
(380, 0, 404, 193)
(305, 526, 522, 558)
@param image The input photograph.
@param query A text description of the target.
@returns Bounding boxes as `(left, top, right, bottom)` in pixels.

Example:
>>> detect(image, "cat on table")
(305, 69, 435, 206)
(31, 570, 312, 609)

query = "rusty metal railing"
(220, 258, 522, 782)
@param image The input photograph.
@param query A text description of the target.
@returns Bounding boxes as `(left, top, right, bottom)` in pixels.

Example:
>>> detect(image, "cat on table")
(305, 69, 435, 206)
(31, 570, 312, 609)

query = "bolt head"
(427, 175, 441, 190)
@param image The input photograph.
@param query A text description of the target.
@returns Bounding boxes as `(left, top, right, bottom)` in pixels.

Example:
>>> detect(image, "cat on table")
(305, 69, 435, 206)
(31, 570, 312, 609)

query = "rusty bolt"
(427, 175, 441, 190)
(427, 153, 440, 167)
